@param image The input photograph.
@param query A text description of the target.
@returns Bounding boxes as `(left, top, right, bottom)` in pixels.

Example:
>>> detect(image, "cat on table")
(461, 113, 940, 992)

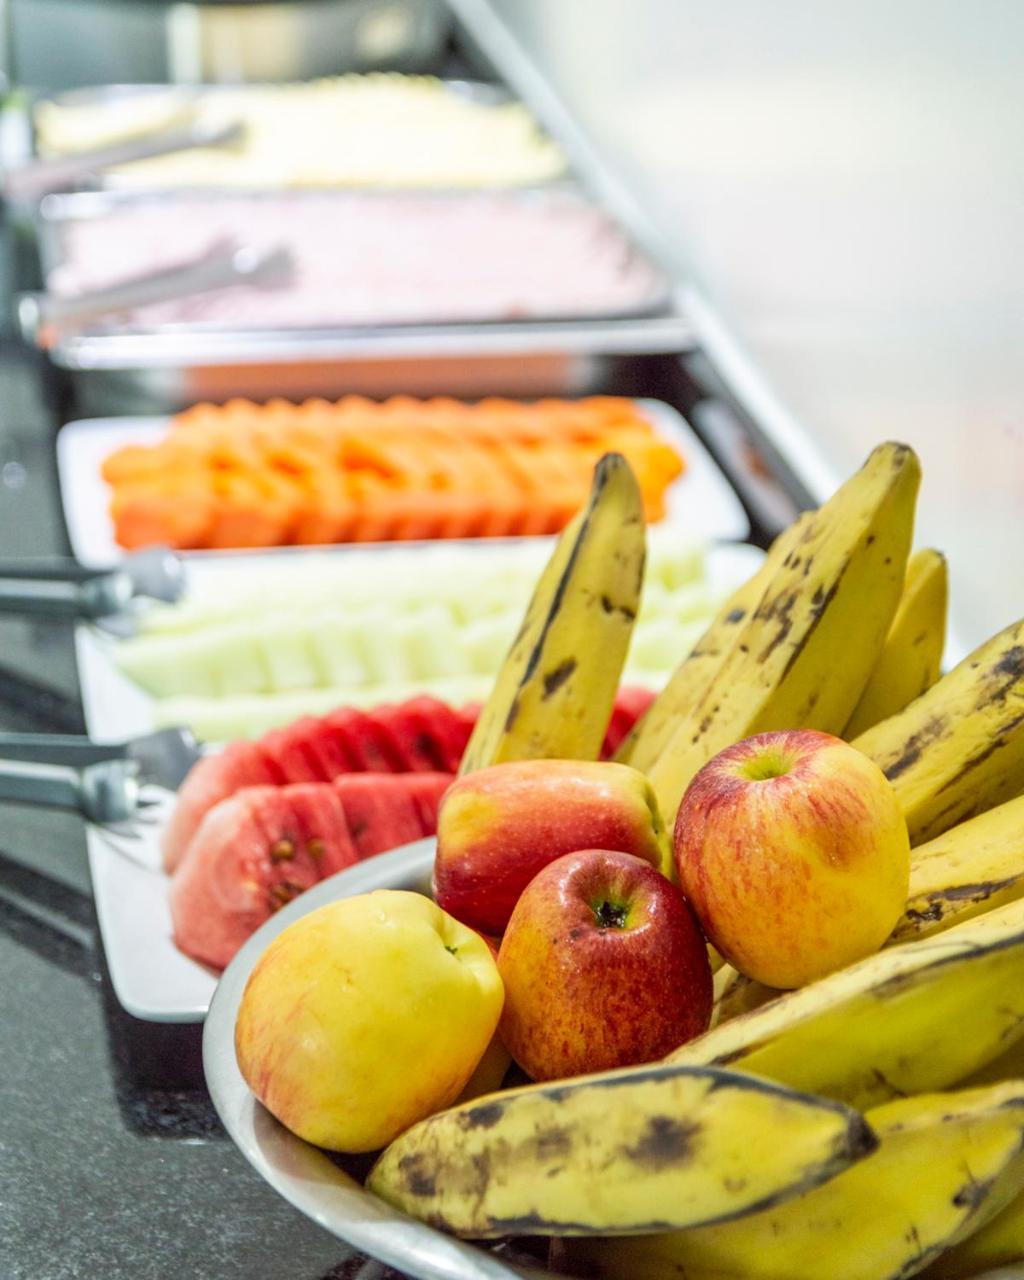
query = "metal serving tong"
(0, 726, 201, 834)
(2, 117, 246, 202)
(20, 238, 293, 343)
(0, 547, 185, 634)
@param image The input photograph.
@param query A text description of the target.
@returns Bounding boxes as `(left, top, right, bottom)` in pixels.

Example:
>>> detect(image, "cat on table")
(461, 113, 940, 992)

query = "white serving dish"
(55, 398, 749, 568)
(77, 541, 765, 1022)
(203, 839, 551, 1280)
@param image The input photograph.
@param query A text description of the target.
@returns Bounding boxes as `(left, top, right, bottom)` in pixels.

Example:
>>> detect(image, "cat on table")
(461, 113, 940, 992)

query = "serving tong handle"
(0, 733, 132, 767)
(0, 550, 185, 621)
(0, 727, 200, 791)
(0, 571, 134, 619)
(20, 239, 293, 340)
(3, 118, 246, 201)
(0, 757, 140, 825)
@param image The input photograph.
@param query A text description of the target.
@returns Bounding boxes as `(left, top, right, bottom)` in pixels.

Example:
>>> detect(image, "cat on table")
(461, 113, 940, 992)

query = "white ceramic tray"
(203, 839, 550, 1280)
(77, 544, 765, 1022)
(55, 398, 749, 568)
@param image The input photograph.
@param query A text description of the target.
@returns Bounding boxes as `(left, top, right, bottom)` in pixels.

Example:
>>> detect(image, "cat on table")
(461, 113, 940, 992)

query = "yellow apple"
(674, 730, 910, 988)
(235, 889, 503, 1152)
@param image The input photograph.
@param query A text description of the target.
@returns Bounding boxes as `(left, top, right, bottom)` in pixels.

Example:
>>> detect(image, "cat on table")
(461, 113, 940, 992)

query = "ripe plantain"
(711, 963, 779, 1027)
(666, 896, 1024, 1110)
(458, 452, 645, 774)
(367, 1063, 875, 1238)
(852, 617, 1024, 845)
(648, 442, 920, 824)
(616, 514, 810, 774)
(891, 792, 1024, 943)
(564, 1082, 1024, 1280)
(925, 1181, 1024, 1277)
(845, 547, 949, 737)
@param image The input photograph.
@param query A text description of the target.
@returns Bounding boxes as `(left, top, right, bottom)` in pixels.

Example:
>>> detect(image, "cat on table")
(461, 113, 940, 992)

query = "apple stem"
(592, 900, 629, 930)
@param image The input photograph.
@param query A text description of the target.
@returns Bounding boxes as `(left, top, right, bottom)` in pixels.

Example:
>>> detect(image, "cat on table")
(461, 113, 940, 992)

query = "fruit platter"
(57, 396, 748, 567)
(178, 441, 1024, 1279)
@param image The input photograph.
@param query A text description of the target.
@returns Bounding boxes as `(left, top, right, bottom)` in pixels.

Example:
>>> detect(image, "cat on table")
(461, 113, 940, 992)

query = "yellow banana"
(925, 1183, 1024, 1277)
(565, 1082, 1024, 1280)
(853, 617, 1024, 845)
(367, 1063, 875, 1238)
(891, 793, 1024, 943)
(845, 547, 949, 737)
(711, 964, 778, 1027)
(458, 452, 645, 773)
(616, 515, 809, 773)
(648, 442, 920, 824)
(667, 897, 1024, 1110)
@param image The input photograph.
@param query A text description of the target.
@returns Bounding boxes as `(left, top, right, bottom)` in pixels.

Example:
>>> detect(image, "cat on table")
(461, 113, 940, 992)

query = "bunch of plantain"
(852, 616, 1024, 844)
(368, 1063, 875, 1237)
(459, 451, 645, 774)
(925, 1178, 1024, 1277)
(844, 546, 948, 737)
(562, 1081, 1024, 1280)
(616, 512, 812, 773)
(646, 441, 920, 823)
(891, 791, 1024, 942)
(666, 896, 1024, 1109)
(385, 443, 1024, 1278)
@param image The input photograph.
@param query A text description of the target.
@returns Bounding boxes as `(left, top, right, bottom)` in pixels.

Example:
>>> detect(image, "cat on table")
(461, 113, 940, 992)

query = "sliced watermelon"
(600, 686, 657, 758)
(404, 771, 453, 831)
(169, 782, 356, 970)
(368, 702, 439, 771)
(162, 739, 280, 873)
(369, 697, 462, 772)
(300, 711, 359, 778)
(333, 772, 447, 859)
(260, 716, 331, 784)
(410, 697, 476, 772)
(324, 706, 405, 772)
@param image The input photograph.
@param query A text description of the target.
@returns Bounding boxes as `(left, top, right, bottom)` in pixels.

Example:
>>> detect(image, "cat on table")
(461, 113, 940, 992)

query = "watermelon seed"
(307, 838, 325, 860)
(270, 839, 296, 862)
(267, 881, 303, 911)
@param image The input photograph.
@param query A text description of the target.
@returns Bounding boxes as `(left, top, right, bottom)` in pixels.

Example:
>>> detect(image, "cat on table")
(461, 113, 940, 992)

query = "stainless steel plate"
(203, 839, 553, 1280)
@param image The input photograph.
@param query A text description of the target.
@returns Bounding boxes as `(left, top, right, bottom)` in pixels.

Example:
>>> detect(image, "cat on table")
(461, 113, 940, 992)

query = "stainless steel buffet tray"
(30, 188, 693, 412)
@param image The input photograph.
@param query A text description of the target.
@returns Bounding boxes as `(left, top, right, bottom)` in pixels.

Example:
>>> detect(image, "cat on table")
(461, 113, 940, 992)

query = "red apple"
(497, 848, 712, 1080)
(434, 760, 673, 936)
(674, 729, 911, 989)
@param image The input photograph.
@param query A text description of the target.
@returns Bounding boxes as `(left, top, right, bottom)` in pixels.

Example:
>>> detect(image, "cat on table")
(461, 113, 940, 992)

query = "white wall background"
(484, 0, 1024, 652)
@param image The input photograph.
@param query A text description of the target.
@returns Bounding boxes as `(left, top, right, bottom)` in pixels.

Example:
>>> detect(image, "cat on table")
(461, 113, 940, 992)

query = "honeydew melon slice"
(461, 612, 518, 673)
(647, 528, 707, 590)
(393, 605, 467, 680)
(351, 607, 411, 684)
(116, 626, 270, 698)
(250, 619, 323, 693)
(306, 613, 372, 688)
